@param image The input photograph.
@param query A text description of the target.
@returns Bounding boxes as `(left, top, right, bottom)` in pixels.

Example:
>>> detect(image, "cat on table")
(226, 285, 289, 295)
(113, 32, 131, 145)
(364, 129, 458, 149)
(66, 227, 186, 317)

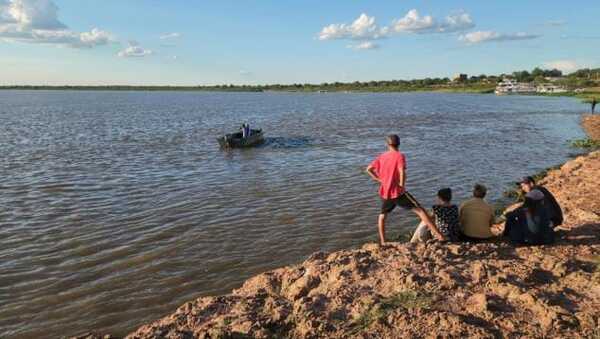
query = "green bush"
(570, 138, 600, 149)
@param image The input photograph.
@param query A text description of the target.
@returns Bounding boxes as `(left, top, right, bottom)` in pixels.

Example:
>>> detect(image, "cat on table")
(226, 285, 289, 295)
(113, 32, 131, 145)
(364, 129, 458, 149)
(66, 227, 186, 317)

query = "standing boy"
(366, 135, 445, 246)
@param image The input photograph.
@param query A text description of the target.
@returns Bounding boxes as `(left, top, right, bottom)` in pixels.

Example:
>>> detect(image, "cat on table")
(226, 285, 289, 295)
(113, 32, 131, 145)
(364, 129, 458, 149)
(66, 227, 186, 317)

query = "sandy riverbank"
(79, 115, 600, 339)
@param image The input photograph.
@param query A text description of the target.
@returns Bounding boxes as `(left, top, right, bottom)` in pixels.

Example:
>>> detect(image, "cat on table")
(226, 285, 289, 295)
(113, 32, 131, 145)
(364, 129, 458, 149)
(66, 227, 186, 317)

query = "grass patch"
(570, 138, 600, 149)
(381, 290, 432, 310)
(348, 291, 431, 335)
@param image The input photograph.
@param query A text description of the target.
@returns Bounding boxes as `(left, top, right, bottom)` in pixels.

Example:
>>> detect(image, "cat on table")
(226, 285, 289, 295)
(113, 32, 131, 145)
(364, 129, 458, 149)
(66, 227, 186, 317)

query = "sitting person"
(411, 188, 461, 243)
(459, 184, 495, 241)
(503, 190, 554, 245)
(517, 176, 563, 228)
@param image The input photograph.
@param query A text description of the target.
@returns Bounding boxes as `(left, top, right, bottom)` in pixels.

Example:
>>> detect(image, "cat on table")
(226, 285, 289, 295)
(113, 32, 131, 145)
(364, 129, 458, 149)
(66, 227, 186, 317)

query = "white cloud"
(391, 9, 434, 33)
(3, 0, 65, 29)
(391, 9, 473, 34)
(542, 60, 579, 73)
(117, 40, 152, 57)
(318, 13, 388, 41)
(159, 32, 181, 40)
(347, 41, 379, 50)
(439, 11, 475, 33)
(318, 9, 474, 49)
(459, 31, 540, 44)
(0, 0, 114, 48)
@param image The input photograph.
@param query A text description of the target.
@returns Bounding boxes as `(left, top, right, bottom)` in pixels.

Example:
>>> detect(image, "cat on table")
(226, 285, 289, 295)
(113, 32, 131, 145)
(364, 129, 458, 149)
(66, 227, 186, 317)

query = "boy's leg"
(378, 213, 387, 245)
(378, 199, 397, 246)
(410, 221, 431, 243)
(413, 207, 444, 240)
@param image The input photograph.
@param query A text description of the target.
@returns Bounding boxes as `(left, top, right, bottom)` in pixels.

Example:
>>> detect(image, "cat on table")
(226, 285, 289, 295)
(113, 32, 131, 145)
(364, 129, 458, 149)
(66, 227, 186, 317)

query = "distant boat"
(495, 78, 536, 95)
(217, 129, 264, 148)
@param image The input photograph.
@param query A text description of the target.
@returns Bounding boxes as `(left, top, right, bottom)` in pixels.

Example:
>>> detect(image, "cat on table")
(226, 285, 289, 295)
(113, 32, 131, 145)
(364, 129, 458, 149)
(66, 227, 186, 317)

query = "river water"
(0, 91, 587, 338)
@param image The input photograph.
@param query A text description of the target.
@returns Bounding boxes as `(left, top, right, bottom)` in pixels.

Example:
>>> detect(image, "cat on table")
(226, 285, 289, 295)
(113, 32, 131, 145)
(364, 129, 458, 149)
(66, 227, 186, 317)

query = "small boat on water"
(217, 129, 265, 148)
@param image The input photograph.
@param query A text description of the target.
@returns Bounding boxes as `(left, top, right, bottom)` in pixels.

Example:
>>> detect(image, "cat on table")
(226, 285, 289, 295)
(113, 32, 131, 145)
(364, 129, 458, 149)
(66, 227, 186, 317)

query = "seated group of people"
(366, 134, 563, 247)
(410, 176, 563, 245)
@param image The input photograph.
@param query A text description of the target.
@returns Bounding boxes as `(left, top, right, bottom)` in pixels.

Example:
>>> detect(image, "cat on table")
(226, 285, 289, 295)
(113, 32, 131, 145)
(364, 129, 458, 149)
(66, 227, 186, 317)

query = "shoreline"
(79, 115, 600, 338)
(3, 87, 595, 103)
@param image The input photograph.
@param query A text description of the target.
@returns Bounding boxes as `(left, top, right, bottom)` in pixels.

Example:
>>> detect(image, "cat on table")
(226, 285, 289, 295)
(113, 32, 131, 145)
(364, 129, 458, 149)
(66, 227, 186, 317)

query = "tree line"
(2, 67, 599, 92)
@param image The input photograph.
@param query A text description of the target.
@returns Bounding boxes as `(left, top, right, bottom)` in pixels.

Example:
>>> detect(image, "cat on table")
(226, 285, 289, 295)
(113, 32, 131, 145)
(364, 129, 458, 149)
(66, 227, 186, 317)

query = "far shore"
(0, 85, 494, 93)
(3, 85, 599, 102)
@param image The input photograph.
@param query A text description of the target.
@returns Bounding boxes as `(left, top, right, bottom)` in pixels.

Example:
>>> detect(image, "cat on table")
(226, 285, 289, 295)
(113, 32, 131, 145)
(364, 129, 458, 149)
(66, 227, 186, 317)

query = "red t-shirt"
(369, 150, 406, 199)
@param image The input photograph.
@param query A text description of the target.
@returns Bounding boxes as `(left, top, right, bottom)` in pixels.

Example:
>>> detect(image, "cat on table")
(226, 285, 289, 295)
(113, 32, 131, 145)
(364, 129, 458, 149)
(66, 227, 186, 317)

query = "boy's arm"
(399, 166, 406, 189)
(366, 165, 381, 183)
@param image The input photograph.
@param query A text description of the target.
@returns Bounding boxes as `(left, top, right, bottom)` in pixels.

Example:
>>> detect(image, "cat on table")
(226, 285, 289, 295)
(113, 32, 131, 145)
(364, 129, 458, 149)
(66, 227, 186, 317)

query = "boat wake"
(262, 136, 316, 149)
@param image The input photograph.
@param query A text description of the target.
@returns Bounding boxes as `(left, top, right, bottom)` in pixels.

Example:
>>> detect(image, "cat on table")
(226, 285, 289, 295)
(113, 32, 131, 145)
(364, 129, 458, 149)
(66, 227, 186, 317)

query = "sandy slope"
(80, 116, 600, 339)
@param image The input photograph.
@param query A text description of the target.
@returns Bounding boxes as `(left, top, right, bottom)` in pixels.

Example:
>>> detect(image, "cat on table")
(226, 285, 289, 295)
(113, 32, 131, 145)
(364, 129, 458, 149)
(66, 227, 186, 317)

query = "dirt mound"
(123, 228, 600, 338)
(583, 114, 600, 141)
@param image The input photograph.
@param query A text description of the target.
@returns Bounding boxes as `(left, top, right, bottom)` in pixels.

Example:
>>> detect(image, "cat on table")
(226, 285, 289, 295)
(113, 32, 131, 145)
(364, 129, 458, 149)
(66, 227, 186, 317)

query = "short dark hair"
(473, 184, 487, 198)
(437, 188, 452, 202)
(386, 134, 400, 147)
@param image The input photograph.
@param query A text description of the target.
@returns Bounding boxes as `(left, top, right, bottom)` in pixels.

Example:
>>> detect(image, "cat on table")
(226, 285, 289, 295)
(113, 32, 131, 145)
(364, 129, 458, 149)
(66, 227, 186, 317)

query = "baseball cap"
(515, 176, 535, 186)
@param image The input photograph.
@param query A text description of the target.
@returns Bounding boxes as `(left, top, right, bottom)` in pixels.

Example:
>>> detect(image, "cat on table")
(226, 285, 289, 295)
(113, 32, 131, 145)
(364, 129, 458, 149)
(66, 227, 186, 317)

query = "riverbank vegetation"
(3, 67, 600, 98)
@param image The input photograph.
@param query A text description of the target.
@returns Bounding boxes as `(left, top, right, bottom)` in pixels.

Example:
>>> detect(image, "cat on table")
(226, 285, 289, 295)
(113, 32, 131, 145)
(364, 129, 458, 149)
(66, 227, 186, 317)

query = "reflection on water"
(0, 91, 586, 338)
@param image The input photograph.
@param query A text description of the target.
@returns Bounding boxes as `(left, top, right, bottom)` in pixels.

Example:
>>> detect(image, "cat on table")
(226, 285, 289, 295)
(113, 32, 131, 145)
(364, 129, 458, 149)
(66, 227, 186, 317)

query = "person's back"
(371, 150, 405, 199)
(410, 188, 460, 243)
(459, 184, 495, 240)
(533, 186, 562, 227)
(367, 134, 445, 245)
(433, 204, 460, 241)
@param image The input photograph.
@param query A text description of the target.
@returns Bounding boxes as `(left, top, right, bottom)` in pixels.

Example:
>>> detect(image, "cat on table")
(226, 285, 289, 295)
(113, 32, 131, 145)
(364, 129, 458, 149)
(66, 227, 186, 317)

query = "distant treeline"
(2, 67, 600, 93)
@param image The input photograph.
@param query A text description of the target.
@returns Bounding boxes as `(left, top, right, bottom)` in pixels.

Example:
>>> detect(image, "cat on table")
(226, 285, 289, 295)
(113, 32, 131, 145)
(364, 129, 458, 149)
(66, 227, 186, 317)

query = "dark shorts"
(381, 192, 422, 214)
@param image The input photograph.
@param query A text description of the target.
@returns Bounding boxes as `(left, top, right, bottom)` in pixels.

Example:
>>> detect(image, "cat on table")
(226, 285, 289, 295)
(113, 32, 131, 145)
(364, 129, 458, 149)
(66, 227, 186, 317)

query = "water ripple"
(0, 91, 587, 338)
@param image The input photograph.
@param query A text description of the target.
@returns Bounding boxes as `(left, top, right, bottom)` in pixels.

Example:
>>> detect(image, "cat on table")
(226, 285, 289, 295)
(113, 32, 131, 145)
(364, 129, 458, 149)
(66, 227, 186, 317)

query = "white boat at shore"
(536, 84, 568, 94)
(495, 78, 537, 95)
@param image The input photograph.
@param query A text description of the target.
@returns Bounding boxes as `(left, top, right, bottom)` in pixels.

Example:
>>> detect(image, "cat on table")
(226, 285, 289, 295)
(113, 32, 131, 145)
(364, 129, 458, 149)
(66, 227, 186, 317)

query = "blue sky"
(1, 0, 599, 85)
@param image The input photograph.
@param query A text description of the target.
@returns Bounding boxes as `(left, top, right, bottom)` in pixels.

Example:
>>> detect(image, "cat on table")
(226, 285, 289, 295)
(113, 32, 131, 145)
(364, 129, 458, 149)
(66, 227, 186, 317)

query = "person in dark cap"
(592, 97, 597, 114)
(517, 176, 563, 228)
(504, 190, 554, 245)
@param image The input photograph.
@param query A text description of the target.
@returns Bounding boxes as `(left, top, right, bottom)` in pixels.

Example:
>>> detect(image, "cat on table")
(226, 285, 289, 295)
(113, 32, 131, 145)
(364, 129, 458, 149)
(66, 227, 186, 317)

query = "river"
(0, 91, 587, 338)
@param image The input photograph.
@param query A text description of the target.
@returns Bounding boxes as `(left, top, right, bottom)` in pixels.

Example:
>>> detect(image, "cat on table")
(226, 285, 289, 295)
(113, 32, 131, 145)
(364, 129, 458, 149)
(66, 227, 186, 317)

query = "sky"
(1, 0, 599, 86)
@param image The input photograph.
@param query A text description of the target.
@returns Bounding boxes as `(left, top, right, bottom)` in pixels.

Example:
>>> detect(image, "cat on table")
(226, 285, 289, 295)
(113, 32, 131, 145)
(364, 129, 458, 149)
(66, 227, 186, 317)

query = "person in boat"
(240, 123, 250, 139)
(517, 176, 563, 228)
(459, 184, 496, 242)
(411, 188, 461, 243)
(241, 123, 251, 138)
(366, 134, 445, 246)
(503, 189, 554, 245)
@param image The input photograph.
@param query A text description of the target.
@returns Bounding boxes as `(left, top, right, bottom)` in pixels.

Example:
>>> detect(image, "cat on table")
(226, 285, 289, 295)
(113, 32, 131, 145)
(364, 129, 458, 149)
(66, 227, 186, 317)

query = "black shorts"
(381, 192, 422, 214)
